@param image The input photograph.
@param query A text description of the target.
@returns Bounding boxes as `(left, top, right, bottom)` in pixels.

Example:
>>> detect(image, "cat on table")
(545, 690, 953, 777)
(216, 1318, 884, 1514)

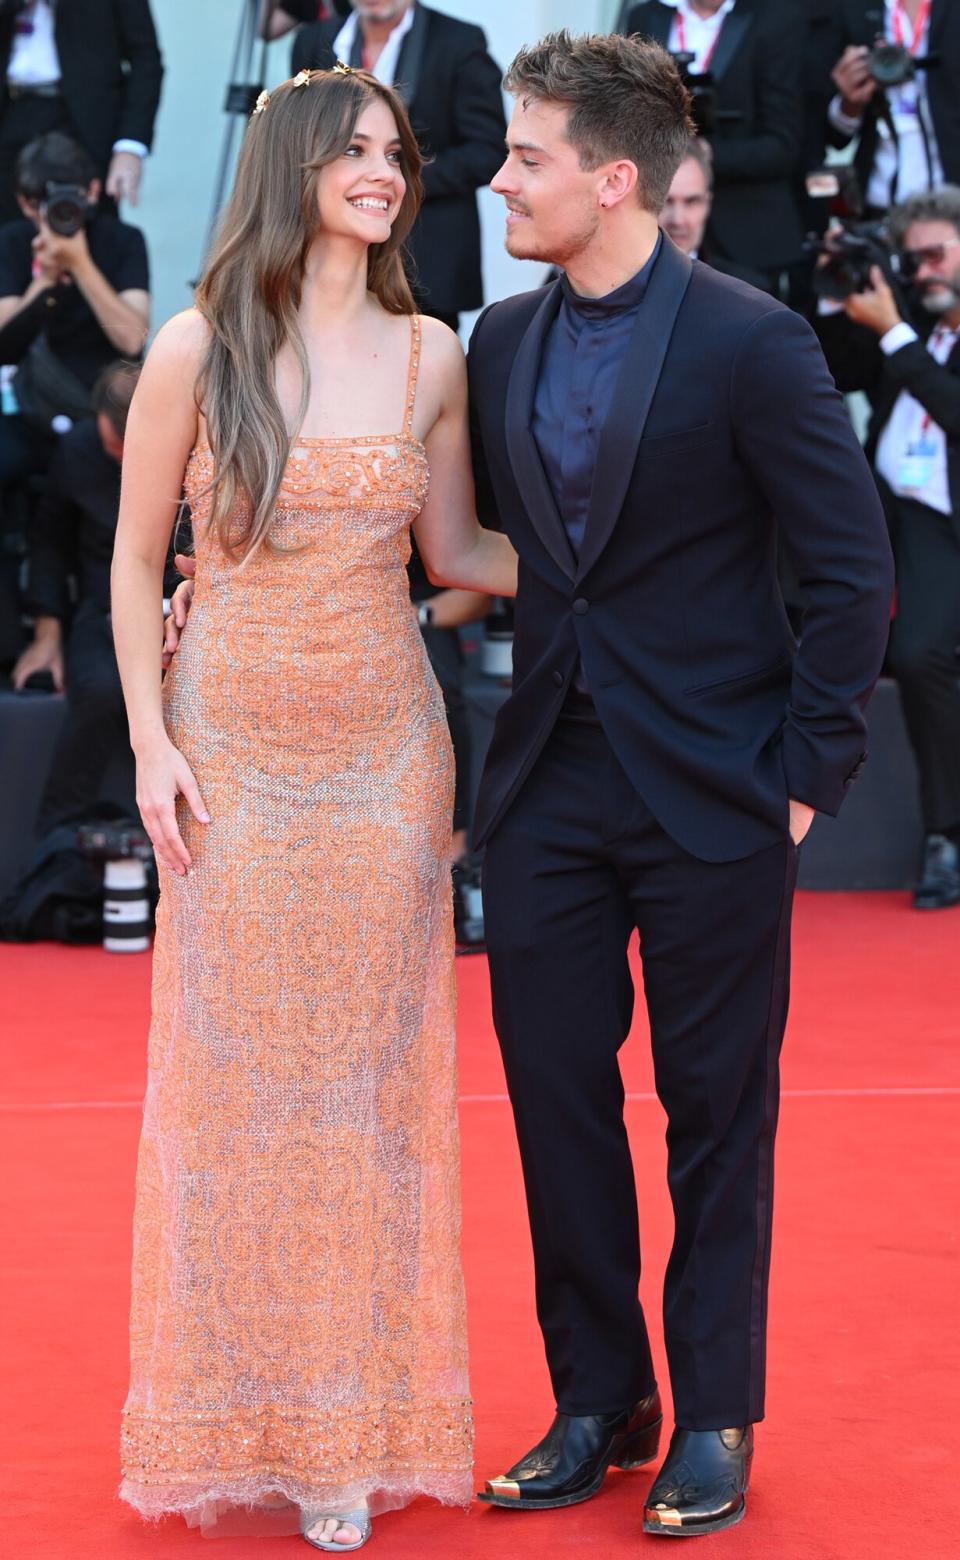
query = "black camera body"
(39, 182, 90, 237)
(866, 41, 915, 88)
(76, 821, 153, 863)
(807, 220, 902, 302)
(671, 52, 717, 136)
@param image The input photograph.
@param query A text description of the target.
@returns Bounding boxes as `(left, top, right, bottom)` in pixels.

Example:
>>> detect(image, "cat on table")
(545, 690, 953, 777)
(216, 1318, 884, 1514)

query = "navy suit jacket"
(468, 238, 895, 862)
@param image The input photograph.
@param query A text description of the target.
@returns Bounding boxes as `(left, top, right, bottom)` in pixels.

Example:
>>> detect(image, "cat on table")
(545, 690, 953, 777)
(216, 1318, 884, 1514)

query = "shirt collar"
(560, 232, 663, 321)
(333, 2, 416, 83)
(666, 0, 737, 18)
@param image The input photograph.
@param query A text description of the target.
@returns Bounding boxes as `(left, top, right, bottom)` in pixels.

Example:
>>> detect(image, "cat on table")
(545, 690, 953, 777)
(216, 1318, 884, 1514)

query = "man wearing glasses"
(817, 185, 960, 910)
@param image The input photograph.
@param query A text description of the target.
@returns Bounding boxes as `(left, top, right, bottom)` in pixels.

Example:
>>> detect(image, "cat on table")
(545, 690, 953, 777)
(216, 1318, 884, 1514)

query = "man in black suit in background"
(0, 1, 163, 223)
(467, 30, 893, 1537)
(621, 0, 805, 290)
(291, 0, 505, 329)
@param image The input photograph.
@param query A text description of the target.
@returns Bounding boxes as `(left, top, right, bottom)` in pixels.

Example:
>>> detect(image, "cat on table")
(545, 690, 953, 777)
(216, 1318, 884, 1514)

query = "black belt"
(6, 81, 62, 100)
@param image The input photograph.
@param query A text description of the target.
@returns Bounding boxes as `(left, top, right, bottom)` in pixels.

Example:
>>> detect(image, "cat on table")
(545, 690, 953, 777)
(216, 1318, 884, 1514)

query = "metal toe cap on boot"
(643, 1426, 753, 1536)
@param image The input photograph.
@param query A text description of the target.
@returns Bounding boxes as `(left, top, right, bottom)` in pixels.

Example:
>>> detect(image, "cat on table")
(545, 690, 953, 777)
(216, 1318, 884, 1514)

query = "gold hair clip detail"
(333, 60, 355, 76)
(293, 68, 317, 87)
(252, 89, 270, 116)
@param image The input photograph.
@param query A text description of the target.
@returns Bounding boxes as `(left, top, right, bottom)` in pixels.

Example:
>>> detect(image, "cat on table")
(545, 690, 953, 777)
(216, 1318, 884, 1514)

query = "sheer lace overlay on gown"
(120, 317, 473, 1527)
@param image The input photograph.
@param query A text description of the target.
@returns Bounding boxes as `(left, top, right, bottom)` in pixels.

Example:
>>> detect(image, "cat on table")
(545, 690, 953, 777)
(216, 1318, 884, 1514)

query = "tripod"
(195, 0, 278, 278)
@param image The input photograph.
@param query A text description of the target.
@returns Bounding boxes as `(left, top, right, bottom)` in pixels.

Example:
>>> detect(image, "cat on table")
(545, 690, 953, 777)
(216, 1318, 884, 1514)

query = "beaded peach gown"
(120, 316, 473, 1529)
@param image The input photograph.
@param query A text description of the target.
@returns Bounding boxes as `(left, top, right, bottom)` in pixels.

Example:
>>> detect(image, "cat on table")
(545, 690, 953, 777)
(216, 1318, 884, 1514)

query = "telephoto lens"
(481, 597, 514, 679)
(103, 858, 151, 953)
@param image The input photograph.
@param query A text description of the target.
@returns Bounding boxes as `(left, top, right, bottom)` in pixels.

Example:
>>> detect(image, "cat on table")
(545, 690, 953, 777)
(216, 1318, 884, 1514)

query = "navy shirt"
(532, 235, 661, 689)
(532, 235, 661, 560)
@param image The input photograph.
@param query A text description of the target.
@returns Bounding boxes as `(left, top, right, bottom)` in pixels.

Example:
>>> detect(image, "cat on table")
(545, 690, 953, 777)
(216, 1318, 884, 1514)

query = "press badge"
(897, 437, 937, 493)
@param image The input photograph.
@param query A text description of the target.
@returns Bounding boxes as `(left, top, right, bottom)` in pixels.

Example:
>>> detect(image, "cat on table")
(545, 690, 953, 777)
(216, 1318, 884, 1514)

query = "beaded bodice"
(182, 312, 429, 555)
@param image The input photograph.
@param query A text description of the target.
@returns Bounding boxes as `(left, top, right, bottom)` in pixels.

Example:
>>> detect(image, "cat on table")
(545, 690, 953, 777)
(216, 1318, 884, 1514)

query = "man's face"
(660, 156, 711, 255)
(353, 0, 411, 24)
(491, 97, 607, 268)
(903, 219, 960, 316)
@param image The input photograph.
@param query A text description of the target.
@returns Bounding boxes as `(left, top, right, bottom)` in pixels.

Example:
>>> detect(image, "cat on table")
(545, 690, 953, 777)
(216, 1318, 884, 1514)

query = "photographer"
(816, 185, 960, 908)
(0, 130, 148, 498)
(12, 361, 147, 833)
(827, 0, 960, 213)
(621, 0, 806, 287)
(0, 0, 164, 223)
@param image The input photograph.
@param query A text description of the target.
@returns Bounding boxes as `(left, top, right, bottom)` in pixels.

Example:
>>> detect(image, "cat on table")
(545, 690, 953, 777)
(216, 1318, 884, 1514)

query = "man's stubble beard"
(504, 209, 600, 269)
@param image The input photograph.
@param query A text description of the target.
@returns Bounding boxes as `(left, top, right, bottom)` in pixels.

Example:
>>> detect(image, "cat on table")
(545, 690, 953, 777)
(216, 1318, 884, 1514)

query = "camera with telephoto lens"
(76, 821, 154, 953)
(39, 181, 90, 237)
(806, 219, 902, 302)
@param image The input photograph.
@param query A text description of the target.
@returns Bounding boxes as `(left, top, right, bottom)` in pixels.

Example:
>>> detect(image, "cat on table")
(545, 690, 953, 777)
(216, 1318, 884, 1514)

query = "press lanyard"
(917, 328, 954, 438)
(673, 7, 726, 71)
(890, 0, 931, 54)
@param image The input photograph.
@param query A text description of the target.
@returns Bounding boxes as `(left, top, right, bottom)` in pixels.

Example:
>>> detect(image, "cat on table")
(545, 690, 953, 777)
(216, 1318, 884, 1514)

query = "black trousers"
(482, 711, 797, 1430)
(35, 604, 131, 834)
(887, 496, 960, 835)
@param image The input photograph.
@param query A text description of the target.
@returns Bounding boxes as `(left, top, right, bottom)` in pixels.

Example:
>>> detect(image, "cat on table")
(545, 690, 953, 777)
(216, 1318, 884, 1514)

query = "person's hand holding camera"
(831, 44, 878, 119)
(29, 223, 66, 288)
(32, 216, 91, 284)
(844, 264, 902, 336)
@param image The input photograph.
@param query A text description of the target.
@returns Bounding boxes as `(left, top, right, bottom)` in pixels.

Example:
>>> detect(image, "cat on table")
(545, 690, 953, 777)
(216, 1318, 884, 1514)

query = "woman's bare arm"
(111, 308, 210, 873)
(413, 322, 518, 598)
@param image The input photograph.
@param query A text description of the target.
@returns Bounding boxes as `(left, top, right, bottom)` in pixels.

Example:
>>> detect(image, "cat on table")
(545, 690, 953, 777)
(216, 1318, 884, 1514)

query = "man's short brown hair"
(503, 30, 694, 213)
(92, 360, 141, 440)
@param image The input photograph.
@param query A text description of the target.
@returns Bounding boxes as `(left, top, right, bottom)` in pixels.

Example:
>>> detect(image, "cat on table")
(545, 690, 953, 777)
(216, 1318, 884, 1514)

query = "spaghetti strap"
(403, 313, 422, 436)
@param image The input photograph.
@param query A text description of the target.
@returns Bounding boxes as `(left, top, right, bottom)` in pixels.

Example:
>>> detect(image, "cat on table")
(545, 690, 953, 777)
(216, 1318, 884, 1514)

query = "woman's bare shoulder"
(145, 307, 213, 376)
(418, 312, 465, 365)
(417, 313, 466, 405)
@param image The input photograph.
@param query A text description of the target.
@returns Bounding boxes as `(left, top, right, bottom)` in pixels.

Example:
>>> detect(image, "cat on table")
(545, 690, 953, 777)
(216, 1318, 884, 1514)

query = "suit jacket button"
(552, 670, 564, 687)
(573, 597, 589, 615)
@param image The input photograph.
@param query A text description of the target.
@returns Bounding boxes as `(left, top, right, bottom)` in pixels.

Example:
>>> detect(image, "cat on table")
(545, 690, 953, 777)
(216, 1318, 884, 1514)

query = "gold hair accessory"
(333, 60, 355, 76)
(293, 68, 317, 87)
(252, 89, 270, 116)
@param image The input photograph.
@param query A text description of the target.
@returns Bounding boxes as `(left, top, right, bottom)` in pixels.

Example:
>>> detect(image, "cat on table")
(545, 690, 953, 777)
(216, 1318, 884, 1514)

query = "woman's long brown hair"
(194, 69, 424, 563)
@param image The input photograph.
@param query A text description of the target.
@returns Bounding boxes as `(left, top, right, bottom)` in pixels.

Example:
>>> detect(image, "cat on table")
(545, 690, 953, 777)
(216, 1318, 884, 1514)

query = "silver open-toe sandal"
(300, 1508, 372, 1552)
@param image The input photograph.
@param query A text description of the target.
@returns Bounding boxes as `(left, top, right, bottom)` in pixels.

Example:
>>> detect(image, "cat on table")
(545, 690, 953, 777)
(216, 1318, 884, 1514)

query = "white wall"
(137, 0, 612, 336)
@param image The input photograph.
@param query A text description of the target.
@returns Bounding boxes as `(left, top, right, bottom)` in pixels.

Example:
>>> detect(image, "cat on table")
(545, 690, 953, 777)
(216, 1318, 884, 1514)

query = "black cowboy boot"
(643, 1425, 753, 1536)
(479, 1390, 662, 1510)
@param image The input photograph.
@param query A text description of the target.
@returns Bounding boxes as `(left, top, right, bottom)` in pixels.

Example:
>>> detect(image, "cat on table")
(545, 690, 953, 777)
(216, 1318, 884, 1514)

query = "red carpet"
(1, 891, 958, 1558)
